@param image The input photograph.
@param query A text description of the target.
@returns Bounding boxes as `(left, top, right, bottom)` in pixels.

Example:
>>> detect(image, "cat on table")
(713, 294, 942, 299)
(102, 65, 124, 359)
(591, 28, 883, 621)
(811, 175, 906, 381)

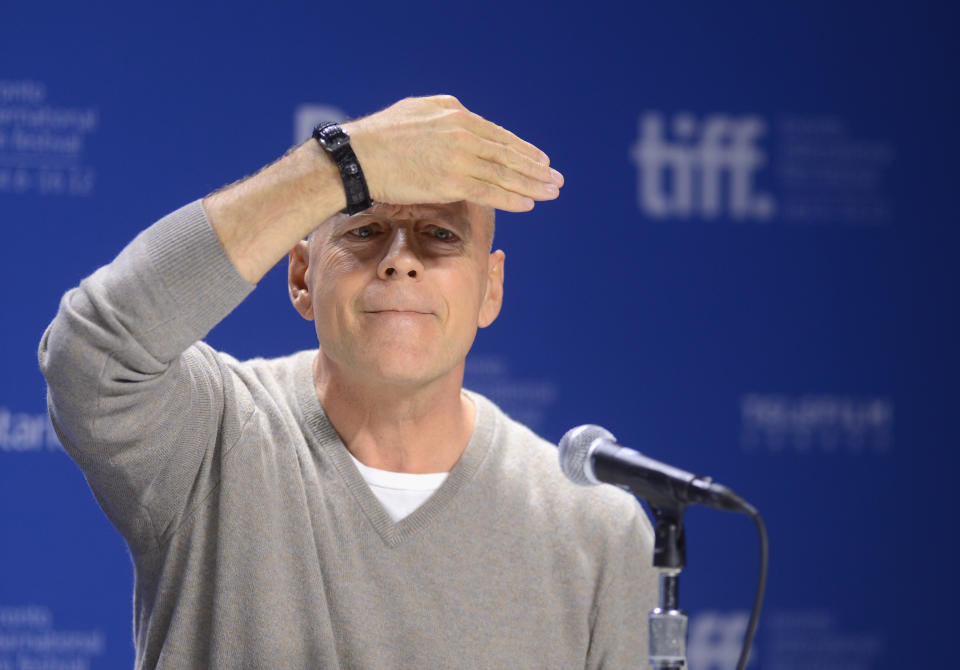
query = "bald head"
(476, 203, 496, 251)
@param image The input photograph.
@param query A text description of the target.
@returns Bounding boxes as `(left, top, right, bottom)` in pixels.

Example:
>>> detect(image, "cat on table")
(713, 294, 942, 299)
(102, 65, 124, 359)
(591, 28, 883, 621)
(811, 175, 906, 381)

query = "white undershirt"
(347, 451, 449, 522)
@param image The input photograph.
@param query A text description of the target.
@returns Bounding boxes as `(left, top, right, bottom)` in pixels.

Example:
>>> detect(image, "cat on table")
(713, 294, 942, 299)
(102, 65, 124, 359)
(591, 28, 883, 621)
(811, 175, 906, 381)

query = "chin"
(358, 347, 463, 389)
(363, 366, 446, 390)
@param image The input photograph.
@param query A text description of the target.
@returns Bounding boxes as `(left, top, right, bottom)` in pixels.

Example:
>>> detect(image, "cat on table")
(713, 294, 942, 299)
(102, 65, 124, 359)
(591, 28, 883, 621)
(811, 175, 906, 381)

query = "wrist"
(312, 122, 373, 215)
(299, 140, 348, 212)
(204, 143, 347, 284)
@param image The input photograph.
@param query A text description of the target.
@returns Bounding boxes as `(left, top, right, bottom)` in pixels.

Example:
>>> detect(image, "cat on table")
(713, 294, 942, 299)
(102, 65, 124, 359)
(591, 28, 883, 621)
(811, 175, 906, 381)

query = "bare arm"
(203, 141, 344, 284)
(204, 95, 563, 284)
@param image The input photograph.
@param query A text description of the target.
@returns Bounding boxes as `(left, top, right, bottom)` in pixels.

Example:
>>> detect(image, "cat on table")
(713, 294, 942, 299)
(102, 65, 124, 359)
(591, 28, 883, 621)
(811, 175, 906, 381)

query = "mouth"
(363, 309, 434, 316)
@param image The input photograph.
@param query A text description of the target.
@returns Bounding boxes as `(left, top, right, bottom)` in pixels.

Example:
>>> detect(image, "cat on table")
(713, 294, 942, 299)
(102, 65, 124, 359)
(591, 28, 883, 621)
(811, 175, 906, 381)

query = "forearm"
(203, 140, 346, 284)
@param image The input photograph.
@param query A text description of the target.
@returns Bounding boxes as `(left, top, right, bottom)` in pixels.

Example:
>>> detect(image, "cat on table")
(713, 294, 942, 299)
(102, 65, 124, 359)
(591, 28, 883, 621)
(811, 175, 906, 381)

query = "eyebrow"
(341, 209, 474, 234)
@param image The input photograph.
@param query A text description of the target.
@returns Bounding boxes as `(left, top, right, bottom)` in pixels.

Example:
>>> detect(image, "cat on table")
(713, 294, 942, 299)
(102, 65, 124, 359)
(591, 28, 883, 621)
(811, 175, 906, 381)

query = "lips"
(358, 288, 438, 316)
(355, 283, 443, 315)
(363, 308, 434, 315)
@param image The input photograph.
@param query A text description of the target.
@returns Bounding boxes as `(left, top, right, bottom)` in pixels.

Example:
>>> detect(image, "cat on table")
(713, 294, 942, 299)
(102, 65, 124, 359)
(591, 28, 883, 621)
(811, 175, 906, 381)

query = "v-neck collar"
(294, 352, 497, 547)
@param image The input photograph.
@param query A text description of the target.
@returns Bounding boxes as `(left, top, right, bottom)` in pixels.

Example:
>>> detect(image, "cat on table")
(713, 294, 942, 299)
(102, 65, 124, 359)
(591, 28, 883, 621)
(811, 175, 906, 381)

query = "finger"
(461, 177, 536, 212)
(469, 136, 564, 187)
(426, 94, 465, 110)
(468, 157, 560, 202)
(457, 109, 550, 165)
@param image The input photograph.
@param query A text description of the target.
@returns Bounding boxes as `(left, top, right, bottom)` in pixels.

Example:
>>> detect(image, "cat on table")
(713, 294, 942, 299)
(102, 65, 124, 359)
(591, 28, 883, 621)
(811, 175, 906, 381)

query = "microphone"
(558, 425, 751, 514)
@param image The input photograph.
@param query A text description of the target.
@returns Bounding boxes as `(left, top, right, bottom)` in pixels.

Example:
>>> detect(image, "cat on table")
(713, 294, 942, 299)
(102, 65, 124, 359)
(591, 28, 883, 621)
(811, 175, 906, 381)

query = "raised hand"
(344, 95, 564, 212)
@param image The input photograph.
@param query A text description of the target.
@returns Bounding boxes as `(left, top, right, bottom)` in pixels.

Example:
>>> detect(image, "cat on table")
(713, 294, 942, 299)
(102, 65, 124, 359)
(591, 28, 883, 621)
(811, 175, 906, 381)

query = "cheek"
(309, 253, 367, 319)
(444, 274, 486, 330)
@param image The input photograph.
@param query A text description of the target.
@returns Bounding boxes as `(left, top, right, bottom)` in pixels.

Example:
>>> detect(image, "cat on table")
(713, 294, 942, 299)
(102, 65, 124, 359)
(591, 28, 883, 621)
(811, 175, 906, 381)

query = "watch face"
(320, 125, 349, 151)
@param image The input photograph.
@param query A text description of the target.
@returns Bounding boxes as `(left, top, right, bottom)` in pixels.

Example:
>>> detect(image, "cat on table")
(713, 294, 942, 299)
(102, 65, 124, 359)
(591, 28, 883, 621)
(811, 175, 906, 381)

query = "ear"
(478, 250, 505, 329)
(288, 240, 315, 321)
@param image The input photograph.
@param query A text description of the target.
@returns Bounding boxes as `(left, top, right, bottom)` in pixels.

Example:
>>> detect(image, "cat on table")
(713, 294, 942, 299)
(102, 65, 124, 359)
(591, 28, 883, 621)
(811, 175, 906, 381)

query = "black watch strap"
(312, 122, 374, 215)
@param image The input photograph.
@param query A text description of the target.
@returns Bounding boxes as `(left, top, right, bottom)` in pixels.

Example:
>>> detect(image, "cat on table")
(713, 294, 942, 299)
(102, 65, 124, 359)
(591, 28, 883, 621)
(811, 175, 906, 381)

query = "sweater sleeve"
(585, 498, 659, 669)
(37, 200, 255, 553)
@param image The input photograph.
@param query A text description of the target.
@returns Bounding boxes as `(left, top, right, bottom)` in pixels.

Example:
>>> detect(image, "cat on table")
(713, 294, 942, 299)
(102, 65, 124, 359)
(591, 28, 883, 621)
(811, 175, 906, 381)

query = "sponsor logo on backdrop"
(464, 355, 559, 433)
(687, 610, 755, 669)
(766, 610, 884, 669)
(0, 80, 98, 197)
(631, 112, 894, 225)
(631, 113, 775, 221)
(293, 104, 348, 145)
(0, 407, 62, 453)
(0, 605, 105, 669)
(740, 393, 893, 453)
(688, 609, 885, 669)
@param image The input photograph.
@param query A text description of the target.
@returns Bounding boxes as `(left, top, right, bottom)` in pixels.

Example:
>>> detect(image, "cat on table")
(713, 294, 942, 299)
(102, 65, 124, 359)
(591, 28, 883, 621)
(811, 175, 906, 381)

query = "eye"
(424, 226, 458, 242)
(348, 224, 381, 240)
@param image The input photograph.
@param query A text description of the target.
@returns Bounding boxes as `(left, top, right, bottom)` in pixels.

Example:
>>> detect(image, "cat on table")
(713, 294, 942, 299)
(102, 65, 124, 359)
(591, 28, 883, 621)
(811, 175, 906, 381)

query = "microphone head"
(558, 424, 616, 486)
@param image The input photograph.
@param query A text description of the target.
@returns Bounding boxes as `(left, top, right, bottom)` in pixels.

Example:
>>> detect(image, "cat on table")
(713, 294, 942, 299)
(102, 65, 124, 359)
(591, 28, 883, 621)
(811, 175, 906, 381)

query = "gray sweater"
(38, 200, 658, 669)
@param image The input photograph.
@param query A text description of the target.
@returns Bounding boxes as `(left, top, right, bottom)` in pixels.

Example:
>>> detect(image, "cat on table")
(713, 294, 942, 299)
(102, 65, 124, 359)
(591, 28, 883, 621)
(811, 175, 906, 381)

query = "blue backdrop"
(2, 1, 957, 668)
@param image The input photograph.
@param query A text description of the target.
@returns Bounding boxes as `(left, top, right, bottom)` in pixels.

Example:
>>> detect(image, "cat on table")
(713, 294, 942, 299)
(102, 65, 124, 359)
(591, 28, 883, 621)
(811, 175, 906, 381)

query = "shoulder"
(470, 390, 654, 552)
(227, 348, 315, 389)
(198, 347, 313, 389)
(186, 345, 315, 420)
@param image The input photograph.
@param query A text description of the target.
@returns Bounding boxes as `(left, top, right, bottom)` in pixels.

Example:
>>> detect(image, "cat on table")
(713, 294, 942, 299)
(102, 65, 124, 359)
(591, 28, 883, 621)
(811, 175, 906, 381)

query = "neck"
(312, 352, 476, 474)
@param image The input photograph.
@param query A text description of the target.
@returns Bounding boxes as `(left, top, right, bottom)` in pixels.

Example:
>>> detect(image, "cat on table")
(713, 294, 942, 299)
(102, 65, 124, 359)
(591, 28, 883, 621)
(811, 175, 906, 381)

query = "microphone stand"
(557, 425, 765, 669)
(648, 504, 688, 669)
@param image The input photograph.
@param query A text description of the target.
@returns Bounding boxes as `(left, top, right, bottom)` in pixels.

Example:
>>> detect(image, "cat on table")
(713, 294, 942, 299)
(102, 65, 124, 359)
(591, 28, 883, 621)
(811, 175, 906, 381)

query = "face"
(289, 201, 504, 389)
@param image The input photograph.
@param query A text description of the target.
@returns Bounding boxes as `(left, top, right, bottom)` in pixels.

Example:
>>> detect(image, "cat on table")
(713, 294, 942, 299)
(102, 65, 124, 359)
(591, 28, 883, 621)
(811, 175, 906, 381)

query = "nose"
(377, 227, 424, 280)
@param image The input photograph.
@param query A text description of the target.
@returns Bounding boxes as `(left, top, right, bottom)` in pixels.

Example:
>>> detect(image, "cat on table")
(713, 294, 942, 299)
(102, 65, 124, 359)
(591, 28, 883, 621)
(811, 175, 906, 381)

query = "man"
(39, 95, 657, 669)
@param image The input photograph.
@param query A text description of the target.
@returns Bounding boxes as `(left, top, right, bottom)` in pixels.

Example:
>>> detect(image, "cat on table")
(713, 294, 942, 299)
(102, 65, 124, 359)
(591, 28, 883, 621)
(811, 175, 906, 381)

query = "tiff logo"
(631, 112, 775, 221)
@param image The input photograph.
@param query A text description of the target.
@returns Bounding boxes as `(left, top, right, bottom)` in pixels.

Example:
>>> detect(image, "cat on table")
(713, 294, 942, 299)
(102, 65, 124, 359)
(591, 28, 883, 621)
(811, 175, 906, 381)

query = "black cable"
(736, 505, 768, 670)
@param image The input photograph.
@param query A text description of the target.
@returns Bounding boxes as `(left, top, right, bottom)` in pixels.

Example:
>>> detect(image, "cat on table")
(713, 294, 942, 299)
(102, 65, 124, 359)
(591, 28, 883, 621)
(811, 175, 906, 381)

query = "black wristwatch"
(312, 122, 373, 215)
